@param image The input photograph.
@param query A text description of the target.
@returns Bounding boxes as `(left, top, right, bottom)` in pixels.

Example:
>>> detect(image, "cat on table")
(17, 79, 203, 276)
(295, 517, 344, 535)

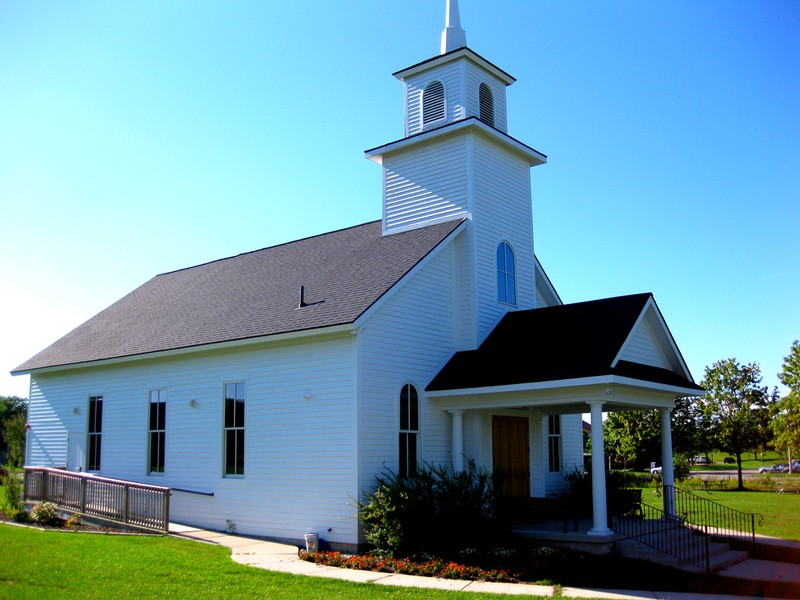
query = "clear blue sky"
(1, 1, 798, 399)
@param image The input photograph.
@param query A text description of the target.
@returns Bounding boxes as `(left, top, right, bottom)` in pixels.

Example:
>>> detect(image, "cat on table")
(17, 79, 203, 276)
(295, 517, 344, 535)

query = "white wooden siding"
(27, 335, 361, 546)
(383, 137, 469, 233)
(619, 320, 668, 368)
(472, 136, 535, 339)
(403, 62, 465, 136)
(465, 63, 508, 132)
(356, 243, 458, 495)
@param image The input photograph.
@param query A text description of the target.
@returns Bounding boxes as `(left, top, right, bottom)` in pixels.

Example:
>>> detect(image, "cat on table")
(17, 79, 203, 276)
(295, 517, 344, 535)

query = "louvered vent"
(422, 80, 446, 125)
(479, 82, 494, 127)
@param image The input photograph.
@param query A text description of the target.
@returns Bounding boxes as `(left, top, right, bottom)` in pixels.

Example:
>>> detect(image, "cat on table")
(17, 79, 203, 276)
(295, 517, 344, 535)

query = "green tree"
(699, 359, 772, 490)
(671, 395, 702, 459)
(771, 341, 800, 468)
(0, 396, 27, 467)
(603, 409, 660, 470)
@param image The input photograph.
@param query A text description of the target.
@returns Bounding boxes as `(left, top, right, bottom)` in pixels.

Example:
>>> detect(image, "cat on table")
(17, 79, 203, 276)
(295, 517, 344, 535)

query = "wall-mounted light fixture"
(72, 407, 80, 415)
(303, 391, 312, 401)
(189, 399, 198, 408)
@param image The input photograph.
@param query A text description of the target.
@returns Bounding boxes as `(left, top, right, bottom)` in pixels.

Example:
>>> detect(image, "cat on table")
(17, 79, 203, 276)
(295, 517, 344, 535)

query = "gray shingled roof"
(14, 219, 464, 373)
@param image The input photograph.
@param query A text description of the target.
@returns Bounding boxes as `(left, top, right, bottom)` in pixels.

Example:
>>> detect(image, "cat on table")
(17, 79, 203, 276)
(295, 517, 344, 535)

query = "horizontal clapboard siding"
(465, 63, 508, 132)
(27, 335, 361, 546)
(472, 136, 535, 339)
(357, 243, 459, 494)
(404, 62, 464, 136)
(383, 137, 469, 233)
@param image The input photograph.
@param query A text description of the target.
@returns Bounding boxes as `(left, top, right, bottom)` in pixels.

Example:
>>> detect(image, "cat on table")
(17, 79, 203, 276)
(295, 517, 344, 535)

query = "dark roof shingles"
(15, 219, 463, 372)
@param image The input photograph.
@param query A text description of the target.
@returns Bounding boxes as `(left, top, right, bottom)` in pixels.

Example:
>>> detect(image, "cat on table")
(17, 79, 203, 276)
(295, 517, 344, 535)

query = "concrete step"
(615, 535, 749, 574)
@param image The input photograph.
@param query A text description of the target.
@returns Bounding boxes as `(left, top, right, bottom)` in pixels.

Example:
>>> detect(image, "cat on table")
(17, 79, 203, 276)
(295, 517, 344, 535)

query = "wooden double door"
(492, 415, 530, 498)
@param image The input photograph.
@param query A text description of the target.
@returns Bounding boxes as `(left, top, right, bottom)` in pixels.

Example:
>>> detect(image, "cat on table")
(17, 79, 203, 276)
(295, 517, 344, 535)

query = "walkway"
(169, 523, 800, 600)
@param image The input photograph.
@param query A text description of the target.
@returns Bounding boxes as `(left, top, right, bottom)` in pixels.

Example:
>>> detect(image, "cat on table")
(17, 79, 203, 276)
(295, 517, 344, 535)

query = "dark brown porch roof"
(426, 293, 702, 393)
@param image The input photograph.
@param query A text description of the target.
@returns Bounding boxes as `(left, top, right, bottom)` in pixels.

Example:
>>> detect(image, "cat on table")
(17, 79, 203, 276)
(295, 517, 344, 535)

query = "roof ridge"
(156, 219, 383, 277)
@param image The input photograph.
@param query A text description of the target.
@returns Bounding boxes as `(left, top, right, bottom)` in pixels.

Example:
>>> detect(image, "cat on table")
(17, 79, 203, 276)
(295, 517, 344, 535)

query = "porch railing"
(612, 484, 762, 573)
(23, 467, 170, 533)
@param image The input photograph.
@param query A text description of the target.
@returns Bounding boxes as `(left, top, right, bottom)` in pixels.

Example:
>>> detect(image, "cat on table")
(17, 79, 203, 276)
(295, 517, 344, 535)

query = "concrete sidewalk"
(169, 523, 795, 599)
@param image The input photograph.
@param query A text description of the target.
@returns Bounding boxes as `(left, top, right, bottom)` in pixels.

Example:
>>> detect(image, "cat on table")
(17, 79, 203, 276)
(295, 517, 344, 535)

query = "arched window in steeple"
(479, 82, 494, 127)
(422, 80, 446, 125)
(496, 241, 517, 305)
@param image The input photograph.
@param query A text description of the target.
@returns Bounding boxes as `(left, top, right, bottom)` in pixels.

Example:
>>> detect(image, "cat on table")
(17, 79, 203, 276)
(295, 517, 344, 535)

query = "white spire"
(440, 0, 467, 54)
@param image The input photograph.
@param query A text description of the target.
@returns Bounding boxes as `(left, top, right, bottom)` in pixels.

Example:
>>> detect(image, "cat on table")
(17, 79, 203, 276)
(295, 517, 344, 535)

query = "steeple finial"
(440, 0, 467, 54)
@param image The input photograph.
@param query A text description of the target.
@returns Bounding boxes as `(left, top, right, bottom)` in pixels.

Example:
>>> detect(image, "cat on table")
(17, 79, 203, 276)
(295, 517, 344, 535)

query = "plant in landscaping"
(0, 468, 26, 522)
(356, 459, 501, 559)
(30, 501, 60, 526)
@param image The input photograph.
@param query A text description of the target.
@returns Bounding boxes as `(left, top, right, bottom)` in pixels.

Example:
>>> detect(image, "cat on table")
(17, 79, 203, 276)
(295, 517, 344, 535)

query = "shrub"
(65, 513, 82, 529)
(356, 459, 501, 558)
(1, 468, 24, 521)
(30, 501, 61, 526)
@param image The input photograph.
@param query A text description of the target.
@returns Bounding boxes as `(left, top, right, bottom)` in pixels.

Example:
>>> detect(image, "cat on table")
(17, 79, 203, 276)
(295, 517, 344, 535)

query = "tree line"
(0, 395, 27, 469)
(603, 340, 800, 490)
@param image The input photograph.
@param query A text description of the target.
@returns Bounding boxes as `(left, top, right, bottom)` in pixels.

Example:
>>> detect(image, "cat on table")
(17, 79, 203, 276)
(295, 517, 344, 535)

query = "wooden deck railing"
(23, 467, 170, 533)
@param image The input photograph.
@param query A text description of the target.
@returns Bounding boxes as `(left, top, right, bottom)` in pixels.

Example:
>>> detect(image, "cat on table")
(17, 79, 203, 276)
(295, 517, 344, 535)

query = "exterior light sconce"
(189, 399, 198, 408)
(604, 386, 613, 395)
(73, 407, 80, 415)
(303, 391, 312, 401)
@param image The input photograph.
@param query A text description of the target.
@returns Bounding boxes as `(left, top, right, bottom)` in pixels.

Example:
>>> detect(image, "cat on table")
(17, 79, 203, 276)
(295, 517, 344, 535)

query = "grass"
(640, 485, 800, 540)
(0, 525, 541, 600)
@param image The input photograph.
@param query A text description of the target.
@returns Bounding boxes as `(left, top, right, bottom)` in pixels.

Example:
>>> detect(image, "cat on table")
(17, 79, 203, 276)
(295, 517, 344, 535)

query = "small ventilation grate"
(479, 82, 494, 127)
(422, 80, 445, 125)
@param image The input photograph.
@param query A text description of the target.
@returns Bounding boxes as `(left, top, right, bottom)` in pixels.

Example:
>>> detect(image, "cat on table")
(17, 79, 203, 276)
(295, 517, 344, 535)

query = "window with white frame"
(496, 241, 517, 305)
(548, 414, 562, 473)
(399, 384, 419, 478)
(148, 389, 166, 473)
(479, 82, 494, 127)
(224, 382, 245, 476)
(422, 80, 445, 125)
(87, 395, 103, 471)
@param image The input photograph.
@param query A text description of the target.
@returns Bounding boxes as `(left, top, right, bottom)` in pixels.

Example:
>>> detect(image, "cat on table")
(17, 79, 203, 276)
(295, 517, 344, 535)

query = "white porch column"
(587, 401, 611, 536)
(660, 407, 676, 517)
(450, 410, 465, 472)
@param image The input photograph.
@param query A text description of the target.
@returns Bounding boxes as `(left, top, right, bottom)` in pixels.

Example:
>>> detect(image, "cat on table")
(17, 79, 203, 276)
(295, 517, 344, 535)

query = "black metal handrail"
(612, 485, 762, 573)
(669, 484, 762, 550)
(613, 499, 710, 571)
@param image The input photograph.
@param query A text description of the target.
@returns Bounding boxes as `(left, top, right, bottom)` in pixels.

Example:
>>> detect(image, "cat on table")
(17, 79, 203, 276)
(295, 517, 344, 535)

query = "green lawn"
(641, 487, 800, 540)
(0, 525, 544, 600)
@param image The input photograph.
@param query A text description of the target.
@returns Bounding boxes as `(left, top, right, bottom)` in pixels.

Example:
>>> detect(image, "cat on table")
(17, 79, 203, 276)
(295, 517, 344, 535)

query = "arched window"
(399, 383, 419, 478)
(422, 80, 445, 125)
(496, 241, 517, 305)
(479, 82, 494, 127)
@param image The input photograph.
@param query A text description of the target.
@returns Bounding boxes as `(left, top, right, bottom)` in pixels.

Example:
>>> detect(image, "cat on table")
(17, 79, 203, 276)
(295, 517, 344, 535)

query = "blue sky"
(1, 1, 798, 399)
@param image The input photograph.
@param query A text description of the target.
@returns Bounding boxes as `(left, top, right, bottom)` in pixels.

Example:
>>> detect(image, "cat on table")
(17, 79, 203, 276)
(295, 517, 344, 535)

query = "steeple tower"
(441, 0, 467, 54)
(365, 1, 548, 344)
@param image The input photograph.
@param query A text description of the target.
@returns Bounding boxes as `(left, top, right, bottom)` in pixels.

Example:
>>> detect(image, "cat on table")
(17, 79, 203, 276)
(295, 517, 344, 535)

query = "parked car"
(651, 466, 662, 475)
(692, 455, 709, 465)
(758, 463, 789, 474)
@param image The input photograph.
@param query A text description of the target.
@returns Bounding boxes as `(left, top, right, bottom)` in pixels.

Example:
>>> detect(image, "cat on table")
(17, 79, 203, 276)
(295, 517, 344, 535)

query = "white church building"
(13, 1, 702, 550)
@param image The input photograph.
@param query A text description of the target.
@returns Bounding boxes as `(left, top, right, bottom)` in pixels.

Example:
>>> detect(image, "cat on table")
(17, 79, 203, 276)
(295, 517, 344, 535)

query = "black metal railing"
(671, 485, 761, 549)
(613, 497, 710, 571)
(23, 467, 170, 533)
(612, 485, 762, 573)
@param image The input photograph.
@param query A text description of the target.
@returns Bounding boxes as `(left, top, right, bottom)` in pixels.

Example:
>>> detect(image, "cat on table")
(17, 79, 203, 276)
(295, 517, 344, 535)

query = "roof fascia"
(12, 324, 356, 377)
(610, 296, 695, 382)
(354, 220, 467, 328)
(393, 47, 516, 85)
(534, 254, 562, 306)
(426, 374, 703, 404)
(365, 118, 546, 166)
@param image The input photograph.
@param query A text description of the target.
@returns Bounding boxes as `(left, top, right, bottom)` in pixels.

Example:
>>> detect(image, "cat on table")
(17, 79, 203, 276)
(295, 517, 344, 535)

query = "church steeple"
(441, 0, 467, 54)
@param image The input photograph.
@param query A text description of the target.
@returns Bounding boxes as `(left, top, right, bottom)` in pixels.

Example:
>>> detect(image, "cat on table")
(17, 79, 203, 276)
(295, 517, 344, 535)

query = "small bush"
(356, 459, 501, 558)
(30, 501, 61, 526)
(1, 468, 24, 520)
(65, 513, 82, 529)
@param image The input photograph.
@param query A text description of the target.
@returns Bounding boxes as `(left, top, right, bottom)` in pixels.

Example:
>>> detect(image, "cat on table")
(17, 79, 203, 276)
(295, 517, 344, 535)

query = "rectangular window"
(224, 382, 245, 476)
(87, 395, 103, 471)
(548, 414, 561, 473)
(148, 390, 167, 473)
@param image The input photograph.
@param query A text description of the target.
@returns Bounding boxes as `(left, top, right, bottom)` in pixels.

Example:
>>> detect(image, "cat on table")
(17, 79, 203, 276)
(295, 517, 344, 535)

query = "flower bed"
(298, 550, 520, 583)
